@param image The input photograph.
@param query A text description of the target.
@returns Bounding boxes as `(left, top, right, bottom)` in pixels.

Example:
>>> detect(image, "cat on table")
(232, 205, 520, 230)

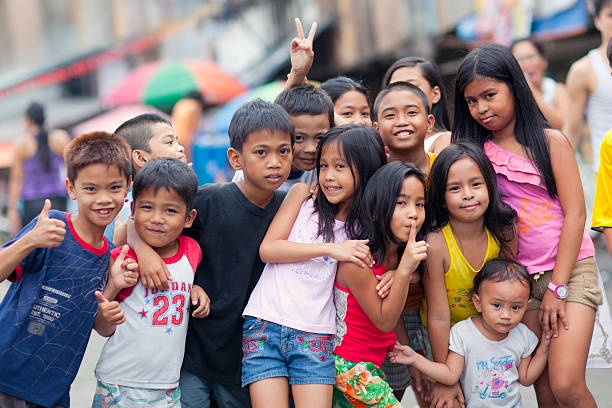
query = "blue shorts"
(241, 316, 335, 387)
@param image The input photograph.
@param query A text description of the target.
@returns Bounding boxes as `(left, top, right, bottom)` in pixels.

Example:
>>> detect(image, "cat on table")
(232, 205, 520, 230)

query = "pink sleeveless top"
(484, 140, 594, 274)
(333, 264, 396, 367)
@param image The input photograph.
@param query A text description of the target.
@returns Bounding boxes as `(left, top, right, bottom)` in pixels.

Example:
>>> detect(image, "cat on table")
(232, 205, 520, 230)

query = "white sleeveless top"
(586, 49, 612, 172)
(243, 198, 347, 334)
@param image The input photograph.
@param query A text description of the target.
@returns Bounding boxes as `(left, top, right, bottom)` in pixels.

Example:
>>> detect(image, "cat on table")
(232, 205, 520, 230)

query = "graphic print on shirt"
(142, 282, 192, 334)
(290, 227, 337, 280)
(472, 355, 513, 401)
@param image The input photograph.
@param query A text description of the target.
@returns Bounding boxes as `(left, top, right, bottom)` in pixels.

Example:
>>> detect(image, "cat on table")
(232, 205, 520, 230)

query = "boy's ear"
(65, 178, 76, 200)
(132, 149, 149, 170)
(472, 293, 482, 313)
(426, 114, 435, 135)
(130, 200, 135, 216)
(373, 121, 379, 131)
(431, 85, 442, 105)
(183, 209, 197, 229)
(227, 147, 243, 170)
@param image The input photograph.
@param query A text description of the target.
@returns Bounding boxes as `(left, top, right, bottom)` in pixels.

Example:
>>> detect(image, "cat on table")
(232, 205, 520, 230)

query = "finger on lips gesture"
(400, 220, 428, 273)
(95, 290, 125, 326)
(30, 199, 66, 248)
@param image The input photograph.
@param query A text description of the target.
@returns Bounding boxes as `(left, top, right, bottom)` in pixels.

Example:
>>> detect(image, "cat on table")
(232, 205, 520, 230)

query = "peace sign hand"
(289, 18, 317, 81)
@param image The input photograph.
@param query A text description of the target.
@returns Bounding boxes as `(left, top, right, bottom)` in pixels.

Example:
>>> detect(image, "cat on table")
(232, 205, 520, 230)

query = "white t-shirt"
(449, 317, 538, 407)
(95, 236, 202, 389)
(243, 198, 346, 334)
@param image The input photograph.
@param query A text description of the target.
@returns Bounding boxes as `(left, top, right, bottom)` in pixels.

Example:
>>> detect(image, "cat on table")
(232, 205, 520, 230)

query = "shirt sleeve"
(518, 324, 539, 359)
(449, 320, 466, 357)
(592, 129, 612, 230)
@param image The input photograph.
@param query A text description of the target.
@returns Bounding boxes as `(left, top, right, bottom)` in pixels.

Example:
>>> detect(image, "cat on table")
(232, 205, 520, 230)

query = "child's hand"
(95, 290, 125, 326)
(27, 199, 66, 248)
(398, 220, 428, 275)
(191, 285, 210, 318)
(408, 365, 433, 403)
(538, 290, 568, 339)
(109, 245, 139, 290)
(537, 330, 552, 355)
(288, 18, 317, 82)
(388, 341, 418, 365)
(330, 239, 373, 268)
(127, 217, 172, 289)
(376, 271, 394, 298)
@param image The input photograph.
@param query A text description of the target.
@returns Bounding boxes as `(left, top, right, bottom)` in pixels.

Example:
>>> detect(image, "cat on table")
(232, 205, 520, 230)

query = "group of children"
(0, 17, 607, 408)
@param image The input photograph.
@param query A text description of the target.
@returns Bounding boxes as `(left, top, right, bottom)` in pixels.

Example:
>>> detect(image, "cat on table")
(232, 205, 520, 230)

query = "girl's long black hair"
(425, 142, 516, 253)
(451, 43, 557, 198)
(26, 102, 52, 172)
(314, 124, 387, 242)
(359, 161, 426, 263)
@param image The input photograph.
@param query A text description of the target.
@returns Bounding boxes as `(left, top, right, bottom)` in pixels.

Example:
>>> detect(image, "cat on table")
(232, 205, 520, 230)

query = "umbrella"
(71, 104, 169, 137)
(102, 60, 247, 112)
(205, 80, 285, 135)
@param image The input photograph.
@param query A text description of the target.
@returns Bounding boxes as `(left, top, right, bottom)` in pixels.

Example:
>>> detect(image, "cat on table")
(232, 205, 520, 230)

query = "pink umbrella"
(102, 60, 247, 111)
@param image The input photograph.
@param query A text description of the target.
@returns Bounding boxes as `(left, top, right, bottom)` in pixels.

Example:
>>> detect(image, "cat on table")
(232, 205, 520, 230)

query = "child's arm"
(543, 130, 587, 337)
(422, 231, 451, 363)
(518, 332, 551, 386)
(259, 183, 372, 267)
(127, 216, 170, 290)
(389, 343, 464, 386)
(284, 18, 317, 89)
(0, 199, 65, 283)
(190, 284, 210, 318)
(338, 220, 427, 332)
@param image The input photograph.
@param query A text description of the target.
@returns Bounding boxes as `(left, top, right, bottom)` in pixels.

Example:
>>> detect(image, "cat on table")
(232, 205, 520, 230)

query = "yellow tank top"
(422, 224, 500, 326)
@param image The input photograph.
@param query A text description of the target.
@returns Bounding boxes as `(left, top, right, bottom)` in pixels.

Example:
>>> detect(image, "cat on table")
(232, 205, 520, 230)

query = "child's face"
(228, 129, 293, 193)
(388, 66, 440, 108)
(319, 141, 356, 220)
(374, 90, 434, 156)
(389, 175, 425, 242)
(144, 122, 187, 163)
(595, 1, 612, 42)
(66, 163, 129, 230)
(463, 78, 516, 136)
(444, 157, 489, 224)
(132, 186, 196, 258)
(290, 113, 330, 172)
(333, 91, 372, 126)
(472, 279, 531, 340)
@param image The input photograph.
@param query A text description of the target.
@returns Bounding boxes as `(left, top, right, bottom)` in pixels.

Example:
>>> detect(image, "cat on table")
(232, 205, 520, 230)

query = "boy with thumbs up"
(0, 131, 136, 408)
(92, 158, 210, 407)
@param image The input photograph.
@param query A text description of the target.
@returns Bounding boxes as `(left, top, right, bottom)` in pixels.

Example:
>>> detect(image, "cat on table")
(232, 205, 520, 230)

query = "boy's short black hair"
(274, 84, 334, 127)
(589, 0, 612, 16)
(132, 157, 198, 211)
(114, 113, 173, 152)
(64, 131, 131, 183)
(373, 81, 431, 122)
(228, 99, 294, 152)
(472, 258, 531, 296)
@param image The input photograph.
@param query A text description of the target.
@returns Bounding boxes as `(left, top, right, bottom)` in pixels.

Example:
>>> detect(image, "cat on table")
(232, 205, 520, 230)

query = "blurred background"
(0, 0, 596, 196)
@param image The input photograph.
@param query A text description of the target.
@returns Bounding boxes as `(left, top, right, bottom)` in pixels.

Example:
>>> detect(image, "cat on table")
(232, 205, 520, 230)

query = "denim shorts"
(241, 316, 335, 387)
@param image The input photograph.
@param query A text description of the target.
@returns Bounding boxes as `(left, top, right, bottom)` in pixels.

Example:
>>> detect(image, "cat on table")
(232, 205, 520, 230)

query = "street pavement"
(0, 243, 611, 407)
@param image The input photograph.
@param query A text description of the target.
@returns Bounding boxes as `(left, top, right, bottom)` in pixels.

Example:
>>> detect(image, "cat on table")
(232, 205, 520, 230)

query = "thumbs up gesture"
(27, 199, 66, 248)
(398, 220, 429, 276)
(95, 290, 126, 327)
(108, 245, 139, 292)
